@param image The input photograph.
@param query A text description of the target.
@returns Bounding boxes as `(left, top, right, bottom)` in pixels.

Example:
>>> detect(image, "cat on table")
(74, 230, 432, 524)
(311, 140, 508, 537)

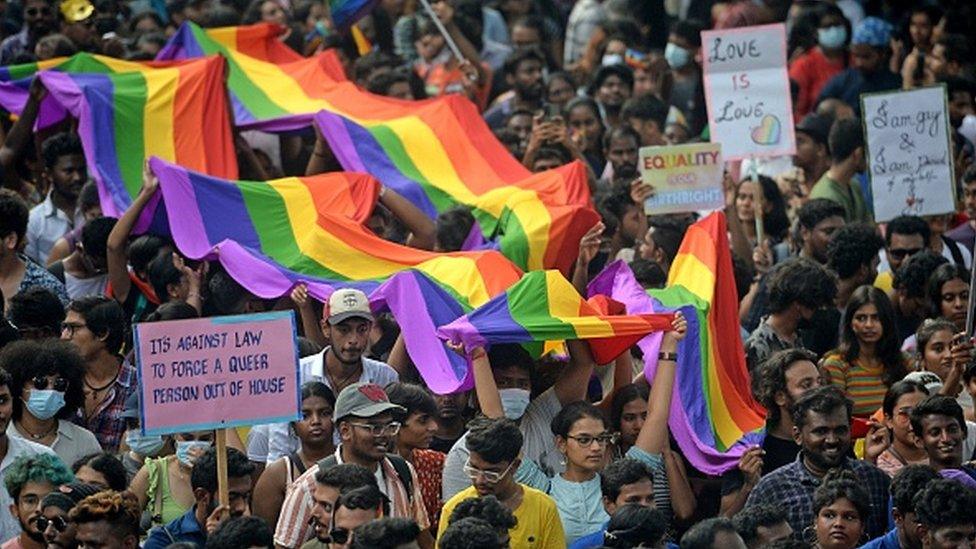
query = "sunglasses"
(888, 247, 923, 260)
(37, 515, 68, 533)
(32, 376, 69, 392)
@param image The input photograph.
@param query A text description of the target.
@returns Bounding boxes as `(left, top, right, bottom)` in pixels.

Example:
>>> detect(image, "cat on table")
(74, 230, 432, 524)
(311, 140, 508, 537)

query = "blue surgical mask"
(126, 432, 165, 456)
(602, 53, 624, 67)
(817, 25, 847, 50)
(25, 390, 65, 421)
(175, 440, 212, 466)
(664, 43, 691, 70)
(499, 388, 530, 420)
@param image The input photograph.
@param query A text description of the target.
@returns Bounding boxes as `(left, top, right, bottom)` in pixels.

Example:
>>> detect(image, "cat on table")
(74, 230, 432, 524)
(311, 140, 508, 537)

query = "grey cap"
(333, 382, 405, 422)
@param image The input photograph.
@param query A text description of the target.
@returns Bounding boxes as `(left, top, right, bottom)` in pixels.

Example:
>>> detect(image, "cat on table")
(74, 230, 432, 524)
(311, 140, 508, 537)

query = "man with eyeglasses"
(275, 383, 432, 549)
(267, 288, 398, 461)
(1, 453, 73, 549)
(874, 215, 930, 294)
(437, 417, 565, 547)
(0, 0, 57, 64)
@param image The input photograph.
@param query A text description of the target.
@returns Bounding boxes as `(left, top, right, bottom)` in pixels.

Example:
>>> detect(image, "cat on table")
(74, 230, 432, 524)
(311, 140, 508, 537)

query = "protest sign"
(861, 85, 955, 222)
(701, 23, 795, 160)
(640, 143, 724, 215)
(134, 311, 301, 436)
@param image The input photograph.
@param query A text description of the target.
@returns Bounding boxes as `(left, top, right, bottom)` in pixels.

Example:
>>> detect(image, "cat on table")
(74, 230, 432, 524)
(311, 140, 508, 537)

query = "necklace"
(328, 364, 362, 393)
(85, 368, 119, 398)
(17, 420, 56, 441)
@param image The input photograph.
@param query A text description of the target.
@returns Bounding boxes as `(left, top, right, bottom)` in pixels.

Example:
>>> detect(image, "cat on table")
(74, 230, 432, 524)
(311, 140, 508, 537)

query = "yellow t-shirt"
(437, 484, 566, 548)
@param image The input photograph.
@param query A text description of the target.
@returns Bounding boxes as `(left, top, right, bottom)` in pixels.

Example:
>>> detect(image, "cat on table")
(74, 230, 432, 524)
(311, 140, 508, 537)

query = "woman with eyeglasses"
(253, 381, 336, 529)
(822, 286, 911, 417)
(0, 339, 101, 467)
(875, 380, 930, 477)
(810, 470, 869, 549)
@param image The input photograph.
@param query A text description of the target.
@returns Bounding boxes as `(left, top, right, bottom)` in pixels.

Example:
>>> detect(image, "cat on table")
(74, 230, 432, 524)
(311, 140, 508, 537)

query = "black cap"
(795, 113, 833, 146)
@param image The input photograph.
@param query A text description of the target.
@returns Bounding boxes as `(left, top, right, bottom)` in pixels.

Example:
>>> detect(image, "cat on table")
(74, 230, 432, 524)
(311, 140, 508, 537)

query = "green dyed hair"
(4, 453, 74, 501)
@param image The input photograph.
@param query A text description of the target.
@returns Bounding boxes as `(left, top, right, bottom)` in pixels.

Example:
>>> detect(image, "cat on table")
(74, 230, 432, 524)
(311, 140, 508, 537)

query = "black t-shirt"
(720, 433, 801, 496)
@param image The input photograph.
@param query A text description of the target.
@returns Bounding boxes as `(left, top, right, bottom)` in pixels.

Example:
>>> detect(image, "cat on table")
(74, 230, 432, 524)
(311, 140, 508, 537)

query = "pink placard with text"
(134, 311, 301, 435)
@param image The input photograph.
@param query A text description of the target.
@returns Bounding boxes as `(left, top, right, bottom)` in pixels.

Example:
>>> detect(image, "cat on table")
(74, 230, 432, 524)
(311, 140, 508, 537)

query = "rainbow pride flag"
(142, 157, 524, 393)
(589, 213, 766, 474)
(154, 23, 599, 275)
(31, 55, 236, 217)
(438, 270, 675, 365)
(329, 0, 380, 31)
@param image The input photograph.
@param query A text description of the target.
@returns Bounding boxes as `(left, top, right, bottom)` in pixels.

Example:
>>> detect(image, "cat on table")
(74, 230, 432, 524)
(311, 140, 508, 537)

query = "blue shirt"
(569, 522, 608, 549)
(859, 528, 902, 549)
(817, 68, 902, 116)
(143, 507, 206, 549)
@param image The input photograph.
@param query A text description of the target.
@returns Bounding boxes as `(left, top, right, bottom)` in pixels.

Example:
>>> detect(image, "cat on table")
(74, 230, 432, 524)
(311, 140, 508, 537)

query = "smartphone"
(542, 103, 561, 121)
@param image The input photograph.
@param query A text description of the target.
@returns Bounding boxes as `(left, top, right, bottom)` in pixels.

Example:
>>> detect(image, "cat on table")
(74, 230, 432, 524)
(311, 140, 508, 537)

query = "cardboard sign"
(134, 311, 301, 435)
(640, 143, 724, 215)
(701, 23, 796, 160)
(861, 86, 956, 222)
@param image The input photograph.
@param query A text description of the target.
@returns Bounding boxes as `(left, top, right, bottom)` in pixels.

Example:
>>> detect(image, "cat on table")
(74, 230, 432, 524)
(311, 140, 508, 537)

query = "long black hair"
(839, 286, 907, 387)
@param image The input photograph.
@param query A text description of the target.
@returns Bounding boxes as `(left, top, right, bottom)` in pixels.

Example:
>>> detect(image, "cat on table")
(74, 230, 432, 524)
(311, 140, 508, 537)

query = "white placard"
(861, 86, 955, 222)
(701, 23, 796, 161)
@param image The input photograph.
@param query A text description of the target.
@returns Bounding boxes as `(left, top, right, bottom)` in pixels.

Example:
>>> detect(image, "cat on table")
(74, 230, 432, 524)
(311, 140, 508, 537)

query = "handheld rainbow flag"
(588, 214, 766, 475)
(34, 55, 236, 217)
(328, 0, 381, 31)
(438, 270, 675, 365)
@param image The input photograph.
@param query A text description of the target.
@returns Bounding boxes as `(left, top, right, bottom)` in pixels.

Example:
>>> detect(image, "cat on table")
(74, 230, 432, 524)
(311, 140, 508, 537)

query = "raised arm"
(470, 346, 504, 418)
(379, 186, 437, 250)
(634, 312, 686, 455)
(0, 79, 44, 192)
(553, 339, 597, 405)
(106, 163, 158, 304)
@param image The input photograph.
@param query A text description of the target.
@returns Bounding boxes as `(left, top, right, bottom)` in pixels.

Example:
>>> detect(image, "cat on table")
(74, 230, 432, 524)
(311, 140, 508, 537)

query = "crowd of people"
(0, 0, 974, 547)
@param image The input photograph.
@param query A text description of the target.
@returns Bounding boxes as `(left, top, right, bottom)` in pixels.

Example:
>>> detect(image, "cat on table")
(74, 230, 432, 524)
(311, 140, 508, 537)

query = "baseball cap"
(795, 113, 833, 146)
(852, 17, 892, 47)
(41, 483, 102, 512)
(60, 0, 94, 23)
(333, 382, 405, 422)
(327, 288, 373, 325)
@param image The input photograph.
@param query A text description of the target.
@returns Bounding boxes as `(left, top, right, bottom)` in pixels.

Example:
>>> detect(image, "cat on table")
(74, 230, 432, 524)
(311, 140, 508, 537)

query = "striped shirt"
(273, 446, 429, 548)
(821, 352, 910, 417)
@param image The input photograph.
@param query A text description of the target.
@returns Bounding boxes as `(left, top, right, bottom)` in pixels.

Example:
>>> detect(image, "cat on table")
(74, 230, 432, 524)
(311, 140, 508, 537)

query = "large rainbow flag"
(438, 270, 675, 365)
(153, 22, 599, 275)
(588, 213, 766, 474)
(143, 157, 526, 393)
(26, 55, 237, 217)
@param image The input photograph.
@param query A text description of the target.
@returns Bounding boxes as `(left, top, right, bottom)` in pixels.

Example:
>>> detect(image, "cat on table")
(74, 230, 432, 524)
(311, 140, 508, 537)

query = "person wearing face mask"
(0, 340, 101, 470)
(118, 392, 171, 482)
(789, 5, 850, 117)
(665, 19, 707, 137)
(817, 18, 902, 117)
(143, 447, 255, 549)
(129, 431, 215, 530)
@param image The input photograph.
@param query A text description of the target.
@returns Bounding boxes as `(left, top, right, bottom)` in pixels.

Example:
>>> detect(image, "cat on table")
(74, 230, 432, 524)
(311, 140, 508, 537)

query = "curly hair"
(797, 199, 846, 231)
(68, 490, 140, 539)
(913, 478, 976, 530)
(752, 348, 819, 427)
(315, 463, 377, 493)
(766, 257, 837, 313)
(3, 453, 74, 501)
(600, 458, 654, 502)
(812, 469, 870, 521)
(890, 465, 940, 515)
(0, 189, 28, 244)
(893, 250, 947, 298)
(439, 518, 502, 549)
(41, 132, 84, 171)
(838, 286, 907, 387)
(0, 339, 86, 421)
(72, 453, 128, 492)
(827, 224, 884, 280)
(792, 386, 853, 430)
(448, 495, 517, 531)
(7, 287, 65, 337)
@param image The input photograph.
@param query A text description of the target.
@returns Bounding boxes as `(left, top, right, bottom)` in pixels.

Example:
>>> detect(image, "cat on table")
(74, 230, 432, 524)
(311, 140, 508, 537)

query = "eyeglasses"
(348, 421, 401, 437)
(566, 433, 617, 447)
(329, 527, 350, 544)
(463, 459, 516, 484)
(36, 515, 68, 533)
(889, 247, 923, 260)
(32, 376, 69, 392)
(60, 322, 86, 337)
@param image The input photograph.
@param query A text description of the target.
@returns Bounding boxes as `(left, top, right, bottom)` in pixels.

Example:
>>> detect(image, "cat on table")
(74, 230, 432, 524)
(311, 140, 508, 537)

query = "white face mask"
(499, 388, 530, 420)
(602, 53, 624, 67)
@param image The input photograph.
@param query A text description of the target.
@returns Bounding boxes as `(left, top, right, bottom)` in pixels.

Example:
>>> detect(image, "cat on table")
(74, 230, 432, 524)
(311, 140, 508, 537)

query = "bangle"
(658, 351, 678, 362)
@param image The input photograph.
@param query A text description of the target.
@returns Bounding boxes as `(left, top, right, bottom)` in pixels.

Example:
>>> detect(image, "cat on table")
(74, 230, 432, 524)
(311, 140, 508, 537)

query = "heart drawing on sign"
(750, 114, 781, 145)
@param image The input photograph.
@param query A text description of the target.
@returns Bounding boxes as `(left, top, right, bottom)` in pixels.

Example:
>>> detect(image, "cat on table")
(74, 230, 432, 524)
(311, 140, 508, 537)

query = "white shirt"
(0, 435, 57, 542)
(26, 193, 85, 265)
(6, 420, 100, 472)
(264, 348, 399, 462)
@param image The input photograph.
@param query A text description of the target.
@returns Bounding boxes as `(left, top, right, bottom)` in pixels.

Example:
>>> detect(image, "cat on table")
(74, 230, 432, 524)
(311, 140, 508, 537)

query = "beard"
(20, 517, 44, 544)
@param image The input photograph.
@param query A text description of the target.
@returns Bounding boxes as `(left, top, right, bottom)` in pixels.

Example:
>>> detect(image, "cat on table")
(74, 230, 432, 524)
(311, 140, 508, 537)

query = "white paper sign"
(701, 23, 796, 160)
(861, 86, 955, 222)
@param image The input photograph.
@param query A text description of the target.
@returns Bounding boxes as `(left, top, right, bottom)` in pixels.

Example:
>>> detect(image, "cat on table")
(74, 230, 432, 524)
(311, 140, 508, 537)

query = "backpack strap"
(48, 261, 65, 283)
(385, 453, 414, 504)
(944, 235, 966, 267)
(288, 450, 308, 477)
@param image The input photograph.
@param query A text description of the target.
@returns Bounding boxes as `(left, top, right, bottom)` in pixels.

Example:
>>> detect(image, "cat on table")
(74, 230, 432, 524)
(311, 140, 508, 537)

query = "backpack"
(317, 453, 414, 504)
